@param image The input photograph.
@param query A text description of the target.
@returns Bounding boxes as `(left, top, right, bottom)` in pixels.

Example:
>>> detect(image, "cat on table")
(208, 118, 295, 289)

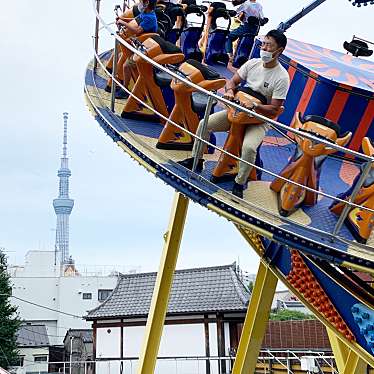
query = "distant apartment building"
(9, 250, 120, 345)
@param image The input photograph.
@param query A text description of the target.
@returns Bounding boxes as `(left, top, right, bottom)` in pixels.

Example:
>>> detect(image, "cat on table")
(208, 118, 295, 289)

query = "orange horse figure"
(105, 26, 157, 92)
(157, 60, 225, 149)
(270, 112, 351, 217)
(211, 87, 280, 183)
(121, 35, 185, 123)
(330, 137, 374, 244)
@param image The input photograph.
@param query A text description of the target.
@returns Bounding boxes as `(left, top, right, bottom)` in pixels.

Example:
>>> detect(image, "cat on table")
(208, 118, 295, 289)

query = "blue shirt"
(136, 11, 158, 33)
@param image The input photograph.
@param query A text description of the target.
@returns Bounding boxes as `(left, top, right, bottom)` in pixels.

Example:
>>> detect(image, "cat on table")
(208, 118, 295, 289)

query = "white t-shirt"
(237, 1, 264, 21)
(237, 58, 290, 103)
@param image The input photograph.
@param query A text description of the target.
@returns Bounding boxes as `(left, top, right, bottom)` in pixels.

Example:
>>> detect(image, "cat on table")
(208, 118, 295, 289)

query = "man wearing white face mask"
(179, 30, 290, 198)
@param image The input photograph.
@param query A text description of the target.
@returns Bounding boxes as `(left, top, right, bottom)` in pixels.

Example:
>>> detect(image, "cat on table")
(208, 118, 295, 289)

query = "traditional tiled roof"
(86, 264, 250, 320)
(17, 325, 49, 347)
(63, 329, 93, 344)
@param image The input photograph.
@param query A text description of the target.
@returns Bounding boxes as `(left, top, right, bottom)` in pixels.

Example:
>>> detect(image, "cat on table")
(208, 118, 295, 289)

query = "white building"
(10, 251, 119, 345)
(12, 325, 51, 374)
(271, 289, 310, 314)
(86, 263, 251, 374)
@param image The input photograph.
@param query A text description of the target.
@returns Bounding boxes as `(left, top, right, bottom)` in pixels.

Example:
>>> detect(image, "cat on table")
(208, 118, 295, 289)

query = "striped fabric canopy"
(252, 37, 374, 150)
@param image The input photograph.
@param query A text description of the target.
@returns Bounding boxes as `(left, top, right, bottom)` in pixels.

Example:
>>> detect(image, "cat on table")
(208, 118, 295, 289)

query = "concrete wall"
(95, 321, 230, 374)
(10, 251, 118, 345)
(15, 347, 49, 374)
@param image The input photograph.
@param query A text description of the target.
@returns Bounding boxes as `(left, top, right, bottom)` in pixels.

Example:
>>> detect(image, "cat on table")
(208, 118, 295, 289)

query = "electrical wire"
(7, 295, 83, 319)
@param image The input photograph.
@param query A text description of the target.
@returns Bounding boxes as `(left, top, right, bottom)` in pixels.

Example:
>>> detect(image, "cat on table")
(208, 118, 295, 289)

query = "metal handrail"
(85, 76, 374, 255)
(91, 40, 374, 221)
(262, 349, 295, 373)
(89, 0, 374, 237)
(92, 0, 374, 163)
(285, 349, 338, 374)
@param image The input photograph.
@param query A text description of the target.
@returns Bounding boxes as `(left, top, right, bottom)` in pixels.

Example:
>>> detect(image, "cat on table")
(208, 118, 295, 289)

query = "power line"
(5, 295, 83, 319)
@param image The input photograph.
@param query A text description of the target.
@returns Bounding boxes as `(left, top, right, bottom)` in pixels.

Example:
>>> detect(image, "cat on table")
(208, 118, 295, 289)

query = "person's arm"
(118, 18, 144, 35)
(223, 72, 242, 100)
(258, 4, 264, 19)
(244, 98, 284, 118)
(237, 11, 245, 22)
(243, 76, 289, 117)
(124, 21, 144, 35)
(117, 16, 133, 22)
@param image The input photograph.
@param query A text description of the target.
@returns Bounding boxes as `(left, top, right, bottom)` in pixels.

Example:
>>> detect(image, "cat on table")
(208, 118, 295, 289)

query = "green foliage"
(248, 281, 254, 292)
(269, 309, 315, 321)
(0, 250, 21, 369)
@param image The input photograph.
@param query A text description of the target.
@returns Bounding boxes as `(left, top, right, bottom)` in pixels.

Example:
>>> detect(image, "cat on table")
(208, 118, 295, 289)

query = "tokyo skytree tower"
(53, 113, 74, 264)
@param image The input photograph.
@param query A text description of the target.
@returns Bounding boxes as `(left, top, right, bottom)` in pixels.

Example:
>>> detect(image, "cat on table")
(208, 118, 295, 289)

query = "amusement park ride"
(84, 0, 374, 372)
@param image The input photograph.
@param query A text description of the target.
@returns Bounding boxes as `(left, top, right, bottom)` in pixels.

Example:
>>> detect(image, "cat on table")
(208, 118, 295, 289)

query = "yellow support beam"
(232, 260, 278, 374)
(342, 350, 367, 374)
(137, 192, 189, 374)
(328, 328, 367, 374)
(327, 328, 350, 373)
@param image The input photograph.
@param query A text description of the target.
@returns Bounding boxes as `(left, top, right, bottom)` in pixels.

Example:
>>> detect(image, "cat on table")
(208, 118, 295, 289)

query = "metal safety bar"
(192, 96, 215, 173)
(86, 71, 374, 255)
(92, 0, 373, 163)
(91, 43, 374, 219)
(353, 35, 374, 46)
(88, 56, 374, 257)
(110, 37, 119, 112)
(90, 0, 374, 238)
(93, 0, 101, 71)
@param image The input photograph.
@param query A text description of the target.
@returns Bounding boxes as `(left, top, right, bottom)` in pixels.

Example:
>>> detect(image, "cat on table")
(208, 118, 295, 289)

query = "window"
(98, 289, 112, 302)
(34, 355, 48, 362)
(82, 293, 92, 300)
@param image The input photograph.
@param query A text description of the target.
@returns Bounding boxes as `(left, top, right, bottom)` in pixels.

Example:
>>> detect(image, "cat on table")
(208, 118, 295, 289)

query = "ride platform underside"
(85, 2, 374, 372)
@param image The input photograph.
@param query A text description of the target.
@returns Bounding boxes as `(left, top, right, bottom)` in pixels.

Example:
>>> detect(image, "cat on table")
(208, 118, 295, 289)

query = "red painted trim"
(325, 90, 351, 123)
(349, 99, 374, 151)
(287, 65, 297, 85)
(295, 77, 317, 115)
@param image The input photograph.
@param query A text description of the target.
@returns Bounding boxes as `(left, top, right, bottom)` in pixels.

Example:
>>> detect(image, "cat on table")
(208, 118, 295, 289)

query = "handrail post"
(192, 96, 215, 173)
(332, 160, 372, 238)
(93, 0, 101, 72)
(110, 37, 119, 112)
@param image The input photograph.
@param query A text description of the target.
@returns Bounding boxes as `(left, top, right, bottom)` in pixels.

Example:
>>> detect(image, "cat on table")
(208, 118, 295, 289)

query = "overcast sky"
(0, 0, 372, 275)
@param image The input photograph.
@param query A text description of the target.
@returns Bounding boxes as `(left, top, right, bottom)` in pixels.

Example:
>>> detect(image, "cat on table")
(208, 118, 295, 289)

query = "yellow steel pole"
(232, 260, 278, 374)
(341, 350, 367, 374)
(137, 192, 189, 374)
(327, 328, 350, 373)
(327, 328, 367, 374)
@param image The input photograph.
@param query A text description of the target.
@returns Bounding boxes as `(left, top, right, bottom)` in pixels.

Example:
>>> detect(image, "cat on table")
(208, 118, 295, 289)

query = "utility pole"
(69, 336, 74, 374)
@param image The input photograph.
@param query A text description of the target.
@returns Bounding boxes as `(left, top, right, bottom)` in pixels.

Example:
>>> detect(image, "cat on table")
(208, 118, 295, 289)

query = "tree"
(248, 281, 254, 293)
(0, 249, 21, 369)
(269, 309, 315, 321)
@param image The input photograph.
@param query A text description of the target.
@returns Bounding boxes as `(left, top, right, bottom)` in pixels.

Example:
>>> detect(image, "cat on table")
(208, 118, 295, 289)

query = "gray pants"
(192, 110, 268, 184)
